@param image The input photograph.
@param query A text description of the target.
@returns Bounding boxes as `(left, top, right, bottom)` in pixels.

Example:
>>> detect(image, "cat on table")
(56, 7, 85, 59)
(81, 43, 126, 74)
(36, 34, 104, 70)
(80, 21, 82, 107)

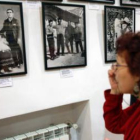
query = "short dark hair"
(116, 32, 140, 78)
(49, 19, 53, 23)
(58, 17, 62, 21)
(75, 22, 79, 25)
(7, 9, 14, 13)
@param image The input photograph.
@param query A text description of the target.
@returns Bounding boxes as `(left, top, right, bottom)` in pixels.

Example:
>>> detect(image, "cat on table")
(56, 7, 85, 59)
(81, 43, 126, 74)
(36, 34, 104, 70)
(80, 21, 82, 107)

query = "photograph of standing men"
(0, 4, 26, 76)
(43, 4, 86, 69)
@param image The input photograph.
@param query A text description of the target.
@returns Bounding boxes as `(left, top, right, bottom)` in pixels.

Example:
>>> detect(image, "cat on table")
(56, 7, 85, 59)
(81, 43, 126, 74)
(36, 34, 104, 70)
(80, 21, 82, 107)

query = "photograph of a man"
(53, 18, 66, 56)
(0, 9, 23, 68)
(46, 19, 56, 60)
(0, 3, 27, 76)
(74, 22, 84, 54)
(65, 21, 74, 54)
(121, 11, 132, 34)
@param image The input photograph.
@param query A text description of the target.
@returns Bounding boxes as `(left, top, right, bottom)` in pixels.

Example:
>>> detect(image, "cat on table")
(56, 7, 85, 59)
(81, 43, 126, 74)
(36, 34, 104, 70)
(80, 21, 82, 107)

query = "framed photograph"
(120, 0, 140, 7)
(0, 2, 27, 77)
(42, 3, 87, 70)
(45, 0, 63, 1)
(104, 6, 135, 63)
(69, 0, 115, 4)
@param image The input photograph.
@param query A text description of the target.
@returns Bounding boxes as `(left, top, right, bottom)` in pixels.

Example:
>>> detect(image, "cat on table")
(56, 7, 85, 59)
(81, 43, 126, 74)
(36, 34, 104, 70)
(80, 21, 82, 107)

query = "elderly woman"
(103, 32, 140, 140)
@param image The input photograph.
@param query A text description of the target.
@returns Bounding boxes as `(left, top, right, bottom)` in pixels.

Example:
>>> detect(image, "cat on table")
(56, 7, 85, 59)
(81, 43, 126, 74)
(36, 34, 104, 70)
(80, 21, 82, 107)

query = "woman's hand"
(108, 69, 120, 95)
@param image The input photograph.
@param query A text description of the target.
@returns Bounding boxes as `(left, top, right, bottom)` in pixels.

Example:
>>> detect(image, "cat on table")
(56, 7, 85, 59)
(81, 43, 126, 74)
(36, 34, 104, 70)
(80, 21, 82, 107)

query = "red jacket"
(103, 89, 140, 140)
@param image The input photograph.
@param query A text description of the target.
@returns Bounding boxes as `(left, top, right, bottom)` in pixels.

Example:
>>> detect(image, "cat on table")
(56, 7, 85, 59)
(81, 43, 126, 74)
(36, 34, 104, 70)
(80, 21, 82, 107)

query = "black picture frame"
(69, 0, 115, 4)
(0, 2, 27, 77)
(42, 2, 87, 70)
(45, 0, 63, 1)
(104, 6, 135, 63)
(120, 0, 140, 7)
(130, 95, 137, 105)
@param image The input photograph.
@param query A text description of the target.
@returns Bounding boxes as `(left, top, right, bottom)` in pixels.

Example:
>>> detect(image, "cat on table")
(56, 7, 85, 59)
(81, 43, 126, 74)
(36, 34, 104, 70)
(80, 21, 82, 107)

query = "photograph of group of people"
(0, 3, 26, 77)
(43, 4, 86, 69)
(105, 6, 135, 62)
(0, 1, 138, 76)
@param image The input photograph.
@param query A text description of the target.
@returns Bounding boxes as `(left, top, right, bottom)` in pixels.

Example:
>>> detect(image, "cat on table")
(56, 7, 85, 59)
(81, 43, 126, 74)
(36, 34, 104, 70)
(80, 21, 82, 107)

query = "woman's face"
(115, 53, 139, 94)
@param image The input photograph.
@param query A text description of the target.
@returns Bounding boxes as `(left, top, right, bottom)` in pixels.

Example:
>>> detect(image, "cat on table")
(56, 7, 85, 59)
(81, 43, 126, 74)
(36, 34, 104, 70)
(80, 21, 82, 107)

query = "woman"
(0, 35, 14, 74)
(103, 32, 140, 140)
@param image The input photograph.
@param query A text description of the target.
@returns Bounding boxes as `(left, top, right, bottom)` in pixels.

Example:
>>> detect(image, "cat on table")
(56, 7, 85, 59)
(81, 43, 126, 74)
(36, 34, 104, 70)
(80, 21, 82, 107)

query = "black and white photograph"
(70, 0, 115, 4)
(104, 6, 135, 63)
(42, 3, 87, 70)
(0, 2, 27, 77)
(45, 0, 63, 1)
(121, 0, 140, 7)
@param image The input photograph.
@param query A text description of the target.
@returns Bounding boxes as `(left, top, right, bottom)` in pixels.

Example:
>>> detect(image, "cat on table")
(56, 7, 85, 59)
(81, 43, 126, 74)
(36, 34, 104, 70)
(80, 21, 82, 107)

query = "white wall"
(0, 0, 140, 140)
(0, 100, 93, 140)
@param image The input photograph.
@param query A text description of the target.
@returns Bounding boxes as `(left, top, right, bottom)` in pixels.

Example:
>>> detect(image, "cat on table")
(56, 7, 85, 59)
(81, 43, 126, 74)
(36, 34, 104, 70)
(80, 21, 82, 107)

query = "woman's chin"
(119, 89, 132, 94)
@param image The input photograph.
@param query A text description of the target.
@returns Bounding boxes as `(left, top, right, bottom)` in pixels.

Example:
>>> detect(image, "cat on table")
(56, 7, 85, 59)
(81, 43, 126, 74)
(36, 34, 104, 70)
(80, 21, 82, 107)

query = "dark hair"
(116, 32, 140, 78)
(49, 19, 53, 23)
(58, 17, 62, 21)
(75, 22, 79, 25)
(7, 9, 14, 13)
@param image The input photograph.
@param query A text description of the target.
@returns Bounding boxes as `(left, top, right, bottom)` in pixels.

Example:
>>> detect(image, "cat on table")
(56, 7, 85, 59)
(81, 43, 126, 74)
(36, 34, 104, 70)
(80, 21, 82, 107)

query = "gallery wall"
(0, 0, 140, 140)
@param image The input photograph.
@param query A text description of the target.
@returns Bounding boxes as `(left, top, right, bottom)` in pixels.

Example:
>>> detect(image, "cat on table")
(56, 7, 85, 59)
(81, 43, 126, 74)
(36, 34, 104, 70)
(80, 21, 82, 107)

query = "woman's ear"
(135, 76, 140, 83)
(137, 79, 140, 86)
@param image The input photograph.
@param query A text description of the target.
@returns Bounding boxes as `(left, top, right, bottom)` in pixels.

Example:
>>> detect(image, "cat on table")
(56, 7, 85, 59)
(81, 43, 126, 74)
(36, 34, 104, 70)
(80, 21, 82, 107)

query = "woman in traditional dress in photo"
(114, 12, 122, 47)
(0, 35, 14, 74)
